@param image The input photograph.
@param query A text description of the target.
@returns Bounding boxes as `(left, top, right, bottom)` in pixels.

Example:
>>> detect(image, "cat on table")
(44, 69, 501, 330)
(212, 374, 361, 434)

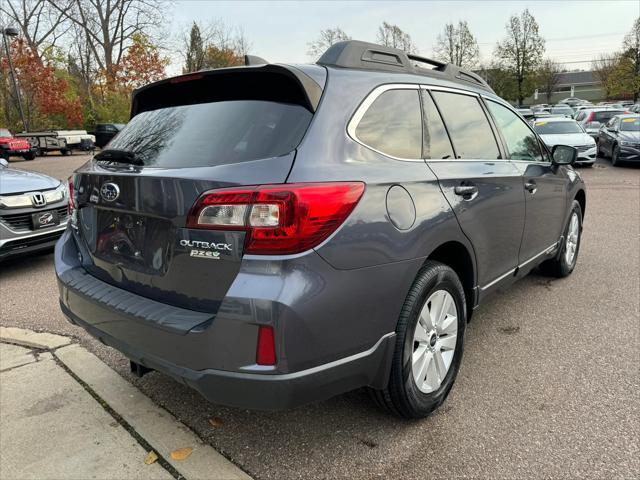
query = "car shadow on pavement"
(0, 250, 55, 276)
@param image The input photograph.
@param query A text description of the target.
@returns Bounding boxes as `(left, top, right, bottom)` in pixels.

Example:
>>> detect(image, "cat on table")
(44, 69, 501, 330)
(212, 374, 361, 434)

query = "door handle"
(454, 185, 478, 200)
(524, 180, 537, 194)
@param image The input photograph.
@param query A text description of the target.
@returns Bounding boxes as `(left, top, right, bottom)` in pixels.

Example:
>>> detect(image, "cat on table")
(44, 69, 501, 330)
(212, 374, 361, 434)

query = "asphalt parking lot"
(1, 154, 638, 479)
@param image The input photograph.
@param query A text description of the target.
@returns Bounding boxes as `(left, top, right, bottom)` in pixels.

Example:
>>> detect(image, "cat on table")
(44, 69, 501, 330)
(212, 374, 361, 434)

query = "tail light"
(67, 175, 76, 216)
(187, 182, 365, 255)
(256, 325, 276, 365)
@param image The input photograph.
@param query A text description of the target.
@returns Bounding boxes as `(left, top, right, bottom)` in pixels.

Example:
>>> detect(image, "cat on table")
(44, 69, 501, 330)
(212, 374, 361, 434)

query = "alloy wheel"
(565, 212, 580, 266)
(411, 290, 458, 393)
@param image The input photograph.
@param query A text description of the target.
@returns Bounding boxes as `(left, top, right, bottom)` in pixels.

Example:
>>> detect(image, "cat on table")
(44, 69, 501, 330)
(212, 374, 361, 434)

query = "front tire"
(540, 200, 582, 277)
(370, 261, 466, 418)
(23, 152, 35, 161)
(611, 144, 621, 167)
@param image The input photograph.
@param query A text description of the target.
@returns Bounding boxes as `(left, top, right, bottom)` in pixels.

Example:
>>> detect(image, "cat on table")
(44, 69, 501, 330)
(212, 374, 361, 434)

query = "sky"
(164, 0, 640, 74)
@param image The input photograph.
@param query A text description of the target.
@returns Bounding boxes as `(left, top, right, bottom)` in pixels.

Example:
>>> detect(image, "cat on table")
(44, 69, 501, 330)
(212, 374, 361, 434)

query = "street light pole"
(2, 27, 28, 132)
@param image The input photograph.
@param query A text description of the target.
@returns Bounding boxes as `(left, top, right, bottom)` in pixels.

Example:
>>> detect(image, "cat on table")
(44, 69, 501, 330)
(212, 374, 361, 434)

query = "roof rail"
(317, 40, 493, 92)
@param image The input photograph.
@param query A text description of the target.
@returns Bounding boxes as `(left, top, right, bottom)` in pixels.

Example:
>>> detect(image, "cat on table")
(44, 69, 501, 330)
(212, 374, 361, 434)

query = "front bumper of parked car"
(576, 145, 597, 164)
(618, 143, 640, 162)
(0, 202, 69, 259)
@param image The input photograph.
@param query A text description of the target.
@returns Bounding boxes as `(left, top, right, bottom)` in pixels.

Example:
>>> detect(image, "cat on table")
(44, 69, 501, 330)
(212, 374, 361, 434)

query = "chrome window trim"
(347, 83, 423, 162)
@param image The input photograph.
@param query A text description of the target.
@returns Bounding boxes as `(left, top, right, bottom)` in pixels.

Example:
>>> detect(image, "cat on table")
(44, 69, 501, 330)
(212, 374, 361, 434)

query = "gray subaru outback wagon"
(55, 41, 585, 418)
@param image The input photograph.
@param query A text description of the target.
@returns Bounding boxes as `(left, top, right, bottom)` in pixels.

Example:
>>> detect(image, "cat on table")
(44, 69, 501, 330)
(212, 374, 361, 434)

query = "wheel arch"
(574, 189, 586, 220)
(424, 241, 476, 321)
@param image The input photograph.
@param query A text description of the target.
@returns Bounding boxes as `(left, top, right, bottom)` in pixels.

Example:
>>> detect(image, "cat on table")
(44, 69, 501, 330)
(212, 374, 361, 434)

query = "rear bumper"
(55, 229, 403, 410)
(60, 302, 394, 410)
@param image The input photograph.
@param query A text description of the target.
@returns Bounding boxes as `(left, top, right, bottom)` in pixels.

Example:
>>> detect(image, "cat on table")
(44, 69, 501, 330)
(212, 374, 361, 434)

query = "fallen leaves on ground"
(144, 450, 158, 465)
(170, 447, 193, 461)
(208, 417, 223, 428)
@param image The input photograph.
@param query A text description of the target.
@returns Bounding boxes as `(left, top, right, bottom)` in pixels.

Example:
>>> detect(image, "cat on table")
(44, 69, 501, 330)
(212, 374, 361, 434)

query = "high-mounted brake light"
(187, 182, 365, 255)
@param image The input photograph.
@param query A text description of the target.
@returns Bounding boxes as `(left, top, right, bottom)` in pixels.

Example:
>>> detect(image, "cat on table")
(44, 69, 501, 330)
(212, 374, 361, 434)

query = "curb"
(0, 328, 251, 480)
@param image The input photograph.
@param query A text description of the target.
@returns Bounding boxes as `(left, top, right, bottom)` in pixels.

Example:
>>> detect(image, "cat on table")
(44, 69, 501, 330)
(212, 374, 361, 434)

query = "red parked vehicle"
(0, 128, 37, 160)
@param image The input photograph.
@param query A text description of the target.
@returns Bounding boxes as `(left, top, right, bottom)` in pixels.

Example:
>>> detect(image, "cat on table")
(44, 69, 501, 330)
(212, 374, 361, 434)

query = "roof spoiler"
(317, 40, 493, 92)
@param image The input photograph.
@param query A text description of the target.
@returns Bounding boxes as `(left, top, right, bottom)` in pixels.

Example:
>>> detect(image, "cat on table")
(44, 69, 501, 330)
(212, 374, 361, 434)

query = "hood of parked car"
(0, 167, 61, 195)
(539, 133, 595, 147)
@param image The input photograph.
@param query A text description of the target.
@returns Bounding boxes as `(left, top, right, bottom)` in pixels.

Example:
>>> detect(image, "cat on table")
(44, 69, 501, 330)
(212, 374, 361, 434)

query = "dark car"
(0, 128, 37, 160)
(597, 114, 640, 166)
(55, 40, 586, 418)
(93, 123, 125, 148)
(0, 158, 69, 259)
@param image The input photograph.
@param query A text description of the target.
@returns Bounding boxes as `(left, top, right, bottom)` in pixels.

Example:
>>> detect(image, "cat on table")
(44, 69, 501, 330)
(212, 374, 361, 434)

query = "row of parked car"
(515, 98, 639, 167)
(0, 123, 125, 161)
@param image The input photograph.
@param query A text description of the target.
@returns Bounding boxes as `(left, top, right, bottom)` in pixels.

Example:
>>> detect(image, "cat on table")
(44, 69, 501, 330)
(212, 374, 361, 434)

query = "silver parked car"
(533, 117, 597, 166)
(574, 108, 627, 139)
(0, 158, 69, 259)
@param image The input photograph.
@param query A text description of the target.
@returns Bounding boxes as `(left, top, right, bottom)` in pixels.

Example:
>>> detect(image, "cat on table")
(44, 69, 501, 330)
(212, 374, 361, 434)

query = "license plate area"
(31, 210, 59, 229)
(92, 209, 172, 275)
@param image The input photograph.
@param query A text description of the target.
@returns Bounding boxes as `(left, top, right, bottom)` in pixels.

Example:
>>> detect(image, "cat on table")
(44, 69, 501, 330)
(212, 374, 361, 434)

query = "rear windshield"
(593, 110, 624, 122)
(103, 100, 312, 168)
(620, 117, 640, 131)
(534, 121, 583, 135)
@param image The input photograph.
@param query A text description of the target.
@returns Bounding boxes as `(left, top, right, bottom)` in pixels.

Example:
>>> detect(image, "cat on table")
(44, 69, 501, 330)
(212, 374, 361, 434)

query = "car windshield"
(0, 128, 12, 138)
(619, 118, 640, 131)
(534, 121, 583, 135)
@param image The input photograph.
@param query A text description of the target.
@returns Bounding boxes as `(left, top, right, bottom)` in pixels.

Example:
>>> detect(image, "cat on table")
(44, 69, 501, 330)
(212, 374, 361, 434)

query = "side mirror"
(0, 158, 8, 168)
(551, 145, 577, 166)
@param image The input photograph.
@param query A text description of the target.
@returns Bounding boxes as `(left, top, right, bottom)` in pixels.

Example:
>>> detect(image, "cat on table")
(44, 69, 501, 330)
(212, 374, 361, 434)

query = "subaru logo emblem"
(31, 192, 46, 207)
(100, 182, 120, 202)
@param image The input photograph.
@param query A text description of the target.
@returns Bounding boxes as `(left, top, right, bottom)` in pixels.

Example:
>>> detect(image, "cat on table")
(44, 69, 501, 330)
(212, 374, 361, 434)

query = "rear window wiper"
(94, 149, 144, 166)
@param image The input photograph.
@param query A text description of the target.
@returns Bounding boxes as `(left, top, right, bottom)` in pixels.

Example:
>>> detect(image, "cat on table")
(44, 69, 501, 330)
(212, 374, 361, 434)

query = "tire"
(611, 144, 621, 167)
(23, 152, 35, 161)
(61, 148, 71, 156)
(0, 150, 8, 160)
(369, 261, 466, 418)
(539, 200, 582, 278)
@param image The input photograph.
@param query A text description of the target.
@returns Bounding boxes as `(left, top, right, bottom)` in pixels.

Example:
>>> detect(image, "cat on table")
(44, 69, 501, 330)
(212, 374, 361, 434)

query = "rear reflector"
(256, 325, 276, 366)
(187, 182, 365, 255)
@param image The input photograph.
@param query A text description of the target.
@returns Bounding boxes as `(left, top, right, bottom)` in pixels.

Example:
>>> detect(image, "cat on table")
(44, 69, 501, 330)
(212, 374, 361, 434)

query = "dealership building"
(524, 71, 605, 104)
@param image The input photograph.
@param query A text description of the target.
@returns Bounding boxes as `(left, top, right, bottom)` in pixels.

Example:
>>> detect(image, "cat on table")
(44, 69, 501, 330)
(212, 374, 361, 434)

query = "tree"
(619, 17, 640, 101)
(307, 27, 350, 60)
(184, 22, 206, 73)
(537, 59, 561, 103)
(0, 0, 71, 56)
(495, 9, 545, 106)
(592, 54, 620, 99)
(377, 21, 417, 53)
(116, 33, 168, 89)
(478, 63, 517, 101)
(0, 38, 82, 130)
(433, 21, 479, 69)
(49, 0, 163, 80)
(180, 20, 250, 72)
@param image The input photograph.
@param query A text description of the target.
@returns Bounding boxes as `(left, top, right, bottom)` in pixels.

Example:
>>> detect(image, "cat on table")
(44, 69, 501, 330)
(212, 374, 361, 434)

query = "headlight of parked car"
(619, 141, 634, 146)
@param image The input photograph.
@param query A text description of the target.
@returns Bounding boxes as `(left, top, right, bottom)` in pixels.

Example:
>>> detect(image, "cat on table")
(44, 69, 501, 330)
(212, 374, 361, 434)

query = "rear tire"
(23, 152, 35, 161)
(370, 261, 466, 418)
(539, 200, 582, 278)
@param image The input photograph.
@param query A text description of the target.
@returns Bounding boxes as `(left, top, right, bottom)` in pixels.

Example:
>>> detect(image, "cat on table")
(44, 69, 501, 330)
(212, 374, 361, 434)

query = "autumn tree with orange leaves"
(1, 39, 82, 131)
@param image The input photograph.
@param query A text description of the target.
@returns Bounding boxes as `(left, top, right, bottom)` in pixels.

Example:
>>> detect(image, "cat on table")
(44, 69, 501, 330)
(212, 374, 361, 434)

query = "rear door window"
(487, 100, 543, 162)
(105, 100, 313, 168)
(355, 89, 422, 159)
(431, 91, 500, 159)
(420, 91, 454, 159)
